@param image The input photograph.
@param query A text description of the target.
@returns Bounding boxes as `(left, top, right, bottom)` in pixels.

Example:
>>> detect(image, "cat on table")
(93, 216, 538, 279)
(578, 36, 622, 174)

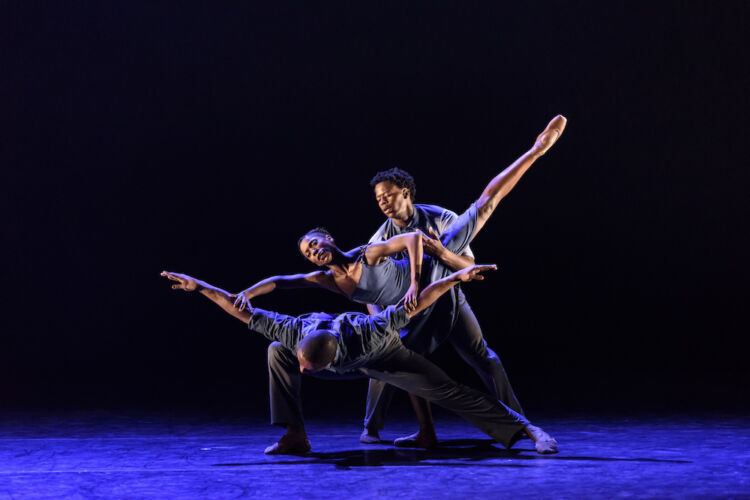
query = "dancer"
(233, 115, 567, 445)
(161, 265, 558, 455)
(361, 165, 526, 447)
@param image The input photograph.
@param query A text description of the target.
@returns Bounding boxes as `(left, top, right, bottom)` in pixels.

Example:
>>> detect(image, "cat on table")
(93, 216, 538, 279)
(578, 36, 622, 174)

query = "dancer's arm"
(232, 271, 340, 311)
(161, 271, 253, 324)
(406, 264, 497, 318)
(364, 232, 423, 310)
(420, 227, 475, 271)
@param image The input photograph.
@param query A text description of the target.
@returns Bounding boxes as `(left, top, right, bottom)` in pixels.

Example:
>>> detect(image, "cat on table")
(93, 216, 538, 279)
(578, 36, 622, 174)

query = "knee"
(268, 341, 291, 364)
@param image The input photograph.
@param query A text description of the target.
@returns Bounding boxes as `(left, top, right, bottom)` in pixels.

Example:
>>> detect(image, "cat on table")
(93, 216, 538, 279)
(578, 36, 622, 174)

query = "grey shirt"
(369, 203, 475, 260)
(248, 305, 411, 372)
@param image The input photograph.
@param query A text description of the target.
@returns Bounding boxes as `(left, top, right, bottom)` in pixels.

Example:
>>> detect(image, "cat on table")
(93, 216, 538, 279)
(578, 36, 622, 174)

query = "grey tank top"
(349, 246, 412, 307)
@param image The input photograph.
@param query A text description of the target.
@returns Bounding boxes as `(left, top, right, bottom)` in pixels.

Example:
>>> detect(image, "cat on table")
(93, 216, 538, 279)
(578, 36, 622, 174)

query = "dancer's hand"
(455, 264, 497, 282)
(230, 291, 253, 312)
(400, 282, 419, 312)
(161, 271, 201, 291)
(420, 227, 446, 258)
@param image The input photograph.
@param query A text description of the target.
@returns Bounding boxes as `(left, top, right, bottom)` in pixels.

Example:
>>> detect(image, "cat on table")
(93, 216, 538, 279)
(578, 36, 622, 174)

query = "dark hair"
(370, 167, 416, 201)
(297, 226, 334, 252)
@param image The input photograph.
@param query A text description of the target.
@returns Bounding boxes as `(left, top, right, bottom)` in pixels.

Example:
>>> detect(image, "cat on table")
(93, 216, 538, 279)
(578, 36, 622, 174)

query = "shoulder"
(369, 220, 391, 243)
(417, 203, 457, 221)
(415, 203, 448, 216)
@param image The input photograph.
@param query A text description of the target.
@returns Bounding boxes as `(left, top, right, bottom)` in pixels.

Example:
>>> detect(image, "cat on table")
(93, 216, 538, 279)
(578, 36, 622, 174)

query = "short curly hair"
(370, 167, 416, 202)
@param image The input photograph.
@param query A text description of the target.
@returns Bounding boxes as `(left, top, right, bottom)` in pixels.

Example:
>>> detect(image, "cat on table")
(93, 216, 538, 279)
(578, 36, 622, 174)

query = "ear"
(402, 189, 409, 199)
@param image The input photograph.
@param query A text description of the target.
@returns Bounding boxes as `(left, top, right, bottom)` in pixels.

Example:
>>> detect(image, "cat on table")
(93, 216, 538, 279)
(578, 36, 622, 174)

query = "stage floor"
(1, 411, 748, 498)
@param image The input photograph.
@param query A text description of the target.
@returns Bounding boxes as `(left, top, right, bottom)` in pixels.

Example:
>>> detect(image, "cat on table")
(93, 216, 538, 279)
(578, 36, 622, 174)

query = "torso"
(330, 260, 363, 297)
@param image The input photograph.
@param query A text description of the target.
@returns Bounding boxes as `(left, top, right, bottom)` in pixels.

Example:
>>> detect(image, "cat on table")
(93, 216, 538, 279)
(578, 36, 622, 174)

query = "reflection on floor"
(1, 411, 748, 498)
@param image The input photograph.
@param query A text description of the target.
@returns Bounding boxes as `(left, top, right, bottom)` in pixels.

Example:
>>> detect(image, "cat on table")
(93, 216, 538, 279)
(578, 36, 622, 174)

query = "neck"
(327, 247, 358, 272)
(392, 203, 415, 228)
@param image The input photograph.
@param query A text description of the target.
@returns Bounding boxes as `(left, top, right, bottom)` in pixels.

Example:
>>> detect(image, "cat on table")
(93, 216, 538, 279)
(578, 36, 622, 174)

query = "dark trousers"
(267, 340, 528, 449)
(364, 290, 524, 431)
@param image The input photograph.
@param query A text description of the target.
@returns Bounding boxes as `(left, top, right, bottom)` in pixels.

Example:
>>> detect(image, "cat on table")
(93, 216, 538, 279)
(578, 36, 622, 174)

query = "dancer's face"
(299, 233, 336, 266)
(374, 181, 412, 222)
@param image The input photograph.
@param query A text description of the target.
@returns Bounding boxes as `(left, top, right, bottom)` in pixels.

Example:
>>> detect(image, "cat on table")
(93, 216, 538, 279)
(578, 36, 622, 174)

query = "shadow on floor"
(213, 438, 692, 469)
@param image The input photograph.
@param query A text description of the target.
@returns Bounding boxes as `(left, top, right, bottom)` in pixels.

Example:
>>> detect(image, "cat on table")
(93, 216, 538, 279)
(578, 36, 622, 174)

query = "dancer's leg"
(265, 342, 311, 454)
(472, 115, 567, 237)
(433, 116, 567, 260)
(361, 378, 396, 443)
(361, 344, 536, 450)
(392, 394, 439, 448)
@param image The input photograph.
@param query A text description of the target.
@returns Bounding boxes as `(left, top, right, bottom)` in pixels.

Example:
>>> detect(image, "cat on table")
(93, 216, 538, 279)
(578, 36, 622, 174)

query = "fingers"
(428, 227, 438, 238)
(475, 264, 498, 272)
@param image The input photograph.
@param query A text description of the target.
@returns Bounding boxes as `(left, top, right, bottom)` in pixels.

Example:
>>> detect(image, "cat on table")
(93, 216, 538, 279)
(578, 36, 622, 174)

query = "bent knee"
(267, 341, 291, 361)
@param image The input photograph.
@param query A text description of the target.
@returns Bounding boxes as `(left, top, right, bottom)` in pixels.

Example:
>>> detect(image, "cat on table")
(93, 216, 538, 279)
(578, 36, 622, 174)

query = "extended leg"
(472, 115, 567, 237)
(361, 344, 557, 453)
(449, 289, 524, 415)
(362, 345, 526, 448)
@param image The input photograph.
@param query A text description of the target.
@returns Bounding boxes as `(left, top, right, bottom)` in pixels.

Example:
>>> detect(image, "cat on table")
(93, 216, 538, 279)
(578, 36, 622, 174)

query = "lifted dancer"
(161, 265, 558, 455)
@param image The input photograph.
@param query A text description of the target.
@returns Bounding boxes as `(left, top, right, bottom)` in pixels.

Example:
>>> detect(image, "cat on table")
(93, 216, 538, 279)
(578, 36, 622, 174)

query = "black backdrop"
(2, 2, 748, 414)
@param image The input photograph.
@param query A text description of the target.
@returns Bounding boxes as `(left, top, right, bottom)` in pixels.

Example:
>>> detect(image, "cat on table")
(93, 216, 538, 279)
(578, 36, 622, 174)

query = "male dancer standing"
(362, 115, 566, 447)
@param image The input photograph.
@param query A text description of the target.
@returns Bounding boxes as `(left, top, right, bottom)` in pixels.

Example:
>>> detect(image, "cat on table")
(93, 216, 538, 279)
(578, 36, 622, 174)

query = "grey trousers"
(267, 340, 529, 449)
(364, 290, 524, 431)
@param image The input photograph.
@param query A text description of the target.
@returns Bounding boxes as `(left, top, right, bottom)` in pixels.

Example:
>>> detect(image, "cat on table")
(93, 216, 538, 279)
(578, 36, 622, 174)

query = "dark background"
(2, 2, 747, 415)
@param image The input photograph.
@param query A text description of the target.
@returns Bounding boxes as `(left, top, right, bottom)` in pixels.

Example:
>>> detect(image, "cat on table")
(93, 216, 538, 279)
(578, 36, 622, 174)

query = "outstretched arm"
(365, 232, 423, 311)
(406, 264, 497, 318)
(161, 271, 253, 324)
(231, 271, 340, 311)
(473, 115, 567, 237)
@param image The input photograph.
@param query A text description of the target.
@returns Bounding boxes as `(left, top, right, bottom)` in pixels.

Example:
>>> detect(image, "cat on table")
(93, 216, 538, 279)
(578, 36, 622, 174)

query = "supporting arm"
(406, 264, 497, 318)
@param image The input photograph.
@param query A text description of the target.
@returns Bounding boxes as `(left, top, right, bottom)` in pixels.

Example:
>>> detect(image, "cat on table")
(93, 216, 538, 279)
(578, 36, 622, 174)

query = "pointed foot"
(532, 114, 567, 156)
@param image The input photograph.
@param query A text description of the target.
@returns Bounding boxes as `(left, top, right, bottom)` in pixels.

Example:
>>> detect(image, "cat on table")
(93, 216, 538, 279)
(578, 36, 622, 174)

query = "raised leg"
(473, 115, 567, 237)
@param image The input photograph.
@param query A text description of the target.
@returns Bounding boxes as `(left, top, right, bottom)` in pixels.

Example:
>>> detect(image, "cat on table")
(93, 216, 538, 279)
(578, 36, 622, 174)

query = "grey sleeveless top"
(349, 247, 412, 307)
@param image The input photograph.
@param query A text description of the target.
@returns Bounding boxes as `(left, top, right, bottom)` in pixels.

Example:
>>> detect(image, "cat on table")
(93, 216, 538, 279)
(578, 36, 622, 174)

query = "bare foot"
(393, 430, 438, 449)
(264, 431, 311, 455)
(532, 114, 567, 156)
(360, 427, 381, 444)
(525, 424, 558, 454)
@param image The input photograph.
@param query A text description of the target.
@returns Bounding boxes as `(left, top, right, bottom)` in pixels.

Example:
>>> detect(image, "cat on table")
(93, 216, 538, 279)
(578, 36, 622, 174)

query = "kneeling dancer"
(160, 265, 557, 455)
